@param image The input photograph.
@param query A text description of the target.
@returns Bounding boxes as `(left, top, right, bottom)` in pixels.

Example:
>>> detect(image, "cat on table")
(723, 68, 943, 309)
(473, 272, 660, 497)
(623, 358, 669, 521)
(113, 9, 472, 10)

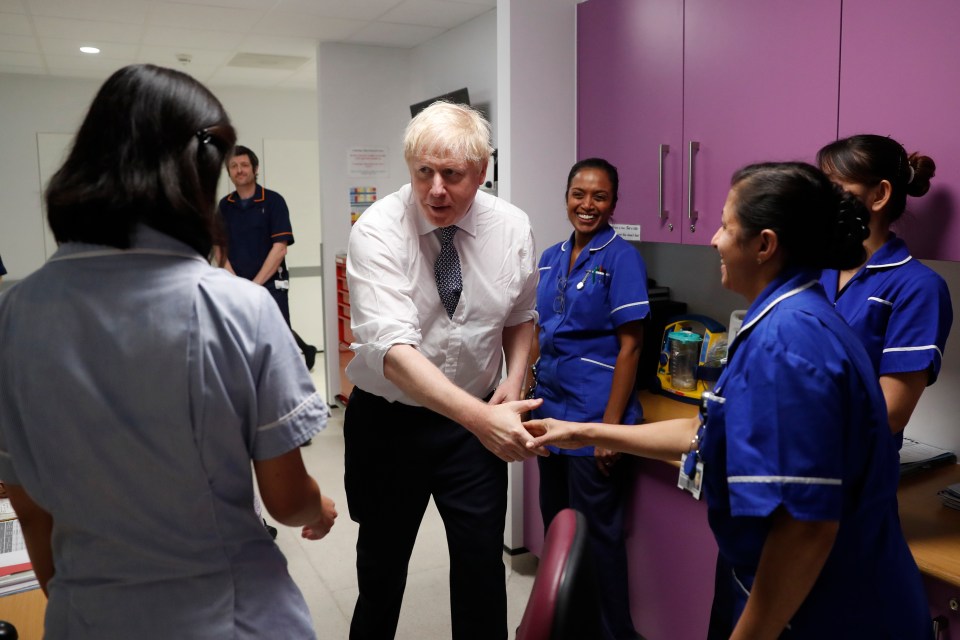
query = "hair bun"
(829, 186, 869, 269)
(906, 152, 935, 198)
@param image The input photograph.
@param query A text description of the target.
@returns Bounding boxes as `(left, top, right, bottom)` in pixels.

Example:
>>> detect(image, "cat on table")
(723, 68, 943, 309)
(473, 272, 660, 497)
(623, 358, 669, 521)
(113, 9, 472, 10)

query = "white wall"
(499, 0, 579, 255)
(409, 10, 498, 143)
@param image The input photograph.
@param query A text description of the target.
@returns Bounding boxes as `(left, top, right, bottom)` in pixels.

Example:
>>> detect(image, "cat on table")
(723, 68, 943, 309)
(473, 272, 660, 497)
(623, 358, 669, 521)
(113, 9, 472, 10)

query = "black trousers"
(344, 388, 508, 640)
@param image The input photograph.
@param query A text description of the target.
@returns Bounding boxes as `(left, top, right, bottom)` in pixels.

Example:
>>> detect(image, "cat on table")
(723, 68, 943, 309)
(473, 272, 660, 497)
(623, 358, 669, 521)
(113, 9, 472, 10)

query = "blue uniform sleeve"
(607, 241, 649, 327)
(534, 246, 558, 320)
(880, 271, 952, 383)
(267, 191, 295, 247)
(724, 317, 845, 522)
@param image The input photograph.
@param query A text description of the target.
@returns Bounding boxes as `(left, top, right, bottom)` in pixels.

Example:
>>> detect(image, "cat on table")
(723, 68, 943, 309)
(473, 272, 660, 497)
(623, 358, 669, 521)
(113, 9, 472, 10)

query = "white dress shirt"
(346, 184, 538, 405)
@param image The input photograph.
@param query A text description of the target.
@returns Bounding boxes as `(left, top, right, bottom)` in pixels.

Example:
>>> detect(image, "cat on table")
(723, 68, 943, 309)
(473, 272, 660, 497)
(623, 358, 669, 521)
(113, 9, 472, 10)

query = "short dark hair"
(817, 134, 935, 224)
(46, 64, 236, 256)
(229, 145, 259, 172)
(731, 162, 869, 271)
(565, 158, 619, 208)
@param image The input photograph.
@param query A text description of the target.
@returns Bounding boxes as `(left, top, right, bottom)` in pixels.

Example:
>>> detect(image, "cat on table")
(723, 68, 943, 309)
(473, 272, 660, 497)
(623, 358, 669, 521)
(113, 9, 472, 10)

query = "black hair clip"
(196, 129, 212, 145)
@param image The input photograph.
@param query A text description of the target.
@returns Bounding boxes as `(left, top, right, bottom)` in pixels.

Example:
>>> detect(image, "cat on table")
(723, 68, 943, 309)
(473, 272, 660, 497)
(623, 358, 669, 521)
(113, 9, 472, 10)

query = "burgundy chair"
(516, 508, 602, 640)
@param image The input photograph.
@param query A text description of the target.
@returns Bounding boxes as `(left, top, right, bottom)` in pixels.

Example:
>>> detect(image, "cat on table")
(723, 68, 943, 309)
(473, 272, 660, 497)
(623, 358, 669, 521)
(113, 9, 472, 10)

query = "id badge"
(678, 454, 704, 500)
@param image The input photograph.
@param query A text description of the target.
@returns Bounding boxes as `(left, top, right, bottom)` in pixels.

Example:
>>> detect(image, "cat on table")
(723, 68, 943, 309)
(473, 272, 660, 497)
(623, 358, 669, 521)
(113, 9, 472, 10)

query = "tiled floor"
(267, 354, 538, 638)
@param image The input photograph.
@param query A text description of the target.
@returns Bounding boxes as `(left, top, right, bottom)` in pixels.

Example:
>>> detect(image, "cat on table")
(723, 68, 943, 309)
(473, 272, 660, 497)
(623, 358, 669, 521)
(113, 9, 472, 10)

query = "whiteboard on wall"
(36, 132, 74, 260)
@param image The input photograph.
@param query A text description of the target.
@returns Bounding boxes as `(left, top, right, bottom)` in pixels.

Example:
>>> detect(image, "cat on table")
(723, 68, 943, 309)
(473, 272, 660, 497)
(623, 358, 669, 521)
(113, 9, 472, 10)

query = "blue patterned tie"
(435, 226, 462, 318)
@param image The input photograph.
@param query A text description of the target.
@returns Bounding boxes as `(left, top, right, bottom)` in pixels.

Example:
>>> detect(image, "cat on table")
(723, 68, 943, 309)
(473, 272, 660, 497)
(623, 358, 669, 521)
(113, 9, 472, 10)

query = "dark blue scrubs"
(702, 267, 930, 638)
(219, 185, 294, 325)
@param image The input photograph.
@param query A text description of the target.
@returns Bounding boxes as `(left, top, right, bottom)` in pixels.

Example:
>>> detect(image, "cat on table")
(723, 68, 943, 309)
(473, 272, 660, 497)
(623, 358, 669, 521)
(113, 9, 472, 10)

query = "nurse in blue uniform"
(530, 158, 648, 640)
(818, 134, 952, 443)
(525, 162, 931, 639)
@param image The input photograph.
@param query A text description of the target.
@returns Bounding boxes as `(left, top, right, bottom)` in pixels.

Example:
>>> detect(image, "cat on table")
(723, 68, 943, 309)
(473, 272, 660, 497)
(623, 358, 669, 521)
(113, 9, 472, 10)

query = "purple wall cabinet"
(838, 0, 960, 262)
(577, 0, 684, 244)
(578, 0, 841, 246)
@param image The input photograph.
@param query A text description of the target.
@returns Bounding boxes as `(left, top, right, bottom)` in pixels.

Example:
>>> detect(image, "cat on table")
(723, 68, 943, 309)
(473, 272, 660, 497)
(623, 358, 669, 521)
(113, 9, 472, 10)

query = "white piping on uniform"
(580, 358, 615, 370)
(883, 344, 943, 358)
(610, 301, 649, 315)
(866, 255, 912, 269)
(728, 475, 841, 486)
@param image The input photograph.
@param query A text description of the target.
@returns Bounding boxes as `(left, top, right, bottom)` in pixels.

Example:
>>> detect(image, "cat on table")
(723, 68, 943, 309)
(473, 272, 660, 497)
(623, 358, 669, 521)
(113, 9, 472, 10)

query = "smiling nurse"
(525, 162, 931, 639)
(529, 158, 649, 639)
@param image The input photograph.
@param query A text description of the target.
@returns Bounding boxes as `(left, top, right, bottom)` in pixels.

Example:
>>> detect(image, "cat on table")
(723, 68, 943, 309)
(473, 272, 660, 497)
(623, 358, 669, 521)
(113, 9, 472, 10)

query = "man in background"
(217, 145, 318, 370)
(344, 102, 544, 639)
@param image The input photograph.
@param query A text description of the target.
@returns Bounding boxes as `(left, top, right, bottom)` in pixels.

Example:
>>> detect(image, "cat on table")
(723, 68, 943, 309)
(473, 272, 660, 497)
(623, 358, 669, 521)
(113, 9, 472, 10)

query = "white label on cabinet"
(612, 223, 641, 242)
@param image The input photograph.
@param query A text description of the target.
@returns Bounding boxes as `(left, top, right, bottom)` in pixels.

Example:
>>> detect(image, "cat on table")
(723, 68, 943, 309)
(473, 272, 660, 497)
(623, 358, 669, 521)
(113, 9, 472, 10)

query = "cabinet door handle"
(933, 615, 948, 638)
(658, 144, 670, 220)
(687, 141, 700, 221)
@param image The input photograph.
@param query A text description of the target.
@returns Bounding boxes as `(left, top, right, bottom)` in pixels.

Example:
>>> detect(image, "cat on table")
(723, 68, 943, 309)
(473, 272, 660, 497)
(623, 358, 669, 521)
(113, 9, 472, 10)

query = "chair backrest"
(516, 508, 601, 640)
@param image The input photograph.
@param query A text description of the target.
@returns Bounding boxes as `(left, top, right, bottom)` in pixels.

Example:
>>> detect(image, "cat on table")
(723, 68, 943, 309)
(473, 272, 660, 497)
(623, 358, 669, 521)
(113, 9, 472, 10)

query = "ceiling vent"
(227, 53, 309, 70)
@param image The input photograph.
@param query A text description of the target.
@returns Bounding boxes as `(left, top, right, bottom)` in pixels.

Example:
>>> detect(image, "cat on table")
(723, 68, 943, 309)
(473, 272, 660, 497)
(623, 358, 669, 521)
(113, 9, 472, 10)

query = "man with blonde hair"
(344, 101, 544, 639)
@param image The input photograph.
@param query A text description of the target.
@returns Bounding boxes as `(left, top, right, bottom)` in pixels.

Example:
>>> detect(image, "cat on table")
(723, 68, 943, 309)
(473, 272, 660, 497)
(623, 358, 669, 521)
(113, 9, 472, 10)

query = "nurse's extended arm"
(254, 448, 338, 540)
(489, 320, 536, 405)
(383, 344, 546, 462)
(6, 484, 54, 594)
(596, 320, 644, 474)
(525, 415, 699, 462)
(880, 371, 928, 434)
(730, 508, 838, 640)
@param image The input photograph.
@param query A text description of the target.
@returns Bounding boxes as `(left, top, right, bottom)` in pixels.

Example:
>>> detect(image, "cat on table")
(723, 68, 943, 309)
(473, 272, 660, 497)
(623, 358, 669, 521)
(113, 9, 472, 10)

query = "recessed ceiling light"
(79, 46, 100, 54)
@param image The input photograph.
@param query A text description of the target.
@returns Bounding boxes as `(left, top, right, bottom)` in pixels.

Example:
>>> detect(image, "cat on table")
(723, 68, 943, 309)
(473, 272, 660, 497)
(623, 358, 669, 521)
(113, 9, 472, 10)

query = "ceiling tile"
(33, 16, 144, 43)
(141, 24, 238, 50)
(0, 0, 26, 13)
(44, 52, 129, 71)
(446, 0, 495, 7)
(26, 0, 149, 24)
(346, 20, 444, 48)
(0, 64, 46, 74)
(254, 12, 364, 40)
(0, 49, 42, 67)
(0, 33, 39, 53)
(146, 2, 264, 33)
(0, 0, 497, 89)
(0, 12, 33, 36)
(137, 44, 231, 67)
(239, 33, 318, 57)
(380, 0, 490, 29)
(276, 0, 403, 21)
(40, 37, 139, 59)
(160, 0, 265, 10)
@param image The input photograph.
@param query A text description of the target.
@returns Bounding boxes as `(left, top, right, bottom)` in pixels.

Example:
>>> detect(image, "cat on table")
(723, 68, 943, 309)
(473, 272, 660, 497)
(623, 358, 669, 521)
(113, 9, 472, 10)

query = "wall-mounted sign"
(348, 147, 388, 178)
